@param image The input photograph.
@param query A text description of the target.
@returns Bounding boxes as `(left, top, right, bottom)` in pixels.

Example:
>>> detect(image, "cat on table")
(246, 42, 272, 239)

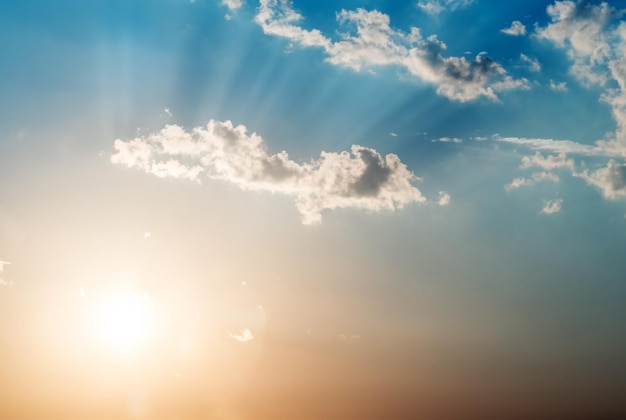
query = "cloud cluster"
(255, 1, 528, 102)
(536, 1, 626, 150)
(112, 120, 434, 224)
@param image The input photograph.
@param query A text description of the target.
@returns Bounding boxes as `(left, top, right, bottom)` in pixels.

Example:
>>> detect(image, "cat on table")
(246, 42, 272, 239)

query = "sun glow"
(95, 292, 155, 355)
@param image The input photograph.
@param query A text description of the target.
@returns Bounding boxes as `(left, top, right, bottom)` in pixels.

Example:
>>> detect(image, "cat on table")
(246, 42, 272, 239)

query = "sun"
(95, 292, 155, 355)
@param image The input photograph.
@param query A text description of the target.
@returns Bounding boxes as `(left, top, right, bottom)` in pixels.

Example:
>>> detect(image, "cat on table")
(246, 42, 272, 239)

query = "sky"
(2, 0, 626, 419)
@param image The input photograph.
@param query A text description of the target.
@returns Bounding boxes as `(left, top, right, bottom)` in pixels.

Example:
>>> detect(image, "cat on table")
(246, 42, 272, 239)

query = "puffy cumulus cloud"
(505, 171, 559, 190)
(577, 160, 626, 199)
(536, 2, 626, 151)
(437, 191, 451, 206)
(549, 79, 568, 91)
(501, 21, 527, 36)
(520, 152, 574, 170)
(221, 0, 243, 11)
(111, 120, 431, 224)
(536, 1, 619, 67)
(417, 0, 474, 15)
(542, 198, 563, 214)
(256, 1, 528, 102)
(229, 328, 254, 343)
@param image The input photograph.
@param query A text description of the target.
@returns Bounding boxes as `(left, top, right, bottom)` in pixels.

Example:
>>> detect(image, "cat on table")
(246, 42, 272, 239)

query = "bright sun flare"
(95, 292, 154, 354)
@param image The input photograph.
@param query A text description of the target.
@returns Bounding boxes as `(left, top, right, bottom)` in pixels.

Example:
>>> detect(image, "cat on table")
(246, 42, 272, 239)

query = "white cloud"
(164, 107, 172, 117)
(536, 1, 626, 152)
(494, 135, 621, 157)
(520, 152, 574, 170)
(0, 260, 10, 286)
(229, 328, 254, 343)
(542, 198, 563, 214)
(505, 171, 559, 190)
(221, 0, 243, 11)
(501, 21, 527, 36)
(549, 79, 568, 91)
(577, 160, 626, 199)
(255, 1, 528, 102)
(389, 132, 398, 137)
(417, 0, 474, 15)
(438, 191, 451, 206)
(433, 137, 462, 143)
(520, 53, 541, 72)
(111, 120, 432, 224)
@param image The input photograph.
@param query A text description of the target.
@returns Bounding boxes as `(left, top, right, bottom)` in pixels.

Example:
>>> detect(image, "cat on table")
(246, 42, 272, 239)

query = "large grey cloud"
(111, 120, 440, 224)
(255, 1, 528, 102)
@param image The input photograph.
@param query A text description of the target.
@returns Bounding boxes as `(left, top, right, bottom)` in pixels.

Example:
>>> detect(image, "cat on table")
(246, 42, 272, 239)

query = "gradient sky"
(2, 1, 626, 419)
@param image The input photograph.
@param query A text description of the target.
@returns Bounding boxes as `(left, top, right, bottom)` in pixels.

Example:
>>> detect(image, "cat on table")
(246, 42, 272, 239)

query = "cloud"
(520, 53, 541, 72)
(417, 0, 474, 15)
(255, 1, 528, 102)
(389, 132, 398, 137)
(505, 171, 559, 190)
(0, 260, 10, 286)
(433, 137, 462, 143)
(542, 198, 563, 214)
(494, 135, 621, 157)
(438, 191, 451, 206)
(221, 0, 243, 11)
(577, 160, 626, 199)
(549, 79, 568, 91)
(536, 1, 626, 151)
(229, 328, 254, 343)
(520, 152, 574, 170)
(111, 120, 431, 224)
(501, 21, 527, 36)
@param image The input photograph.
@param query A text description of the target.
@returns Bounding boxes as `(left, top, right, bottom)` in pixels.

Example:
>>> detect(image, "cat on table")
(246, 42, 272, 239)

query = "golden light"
(95, 292, 155, 355)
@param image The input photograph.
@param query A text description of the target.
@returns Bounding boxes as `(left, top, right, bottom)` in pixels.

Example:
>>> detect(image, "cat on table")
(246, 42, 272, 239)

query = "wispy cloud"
(0, 260, 11, 286)
(549, 79, 568, 92)
(229, 328, 254, 343)
(520, 53, 541, 72)
(501, 21, 527, 36)
(494, 135, 620, 157)
(505, 171, 559, 190)
(112, 120, 434, 224)
(433, 137, 462, 143)
(255, 1, 528, 102)
(542, 198, 563, 214)
(417, 0, 474, 15)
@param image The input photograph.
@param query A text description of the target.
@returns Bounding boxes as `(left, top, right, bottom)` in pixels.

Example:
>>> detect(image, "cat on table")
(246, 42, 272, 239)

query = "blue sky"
(2, 1, 626, 419)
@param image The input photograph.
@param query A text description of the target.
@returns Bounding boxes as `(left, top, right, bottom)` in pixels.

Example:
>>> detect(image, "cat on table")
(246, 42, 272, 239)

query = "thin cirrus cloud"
(416, 0, 474, 15)
(255, 0, 528, 102)
(111, 120, 436, 225)
(0, 260, 10, 286)
(505, 171, 559, 191)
